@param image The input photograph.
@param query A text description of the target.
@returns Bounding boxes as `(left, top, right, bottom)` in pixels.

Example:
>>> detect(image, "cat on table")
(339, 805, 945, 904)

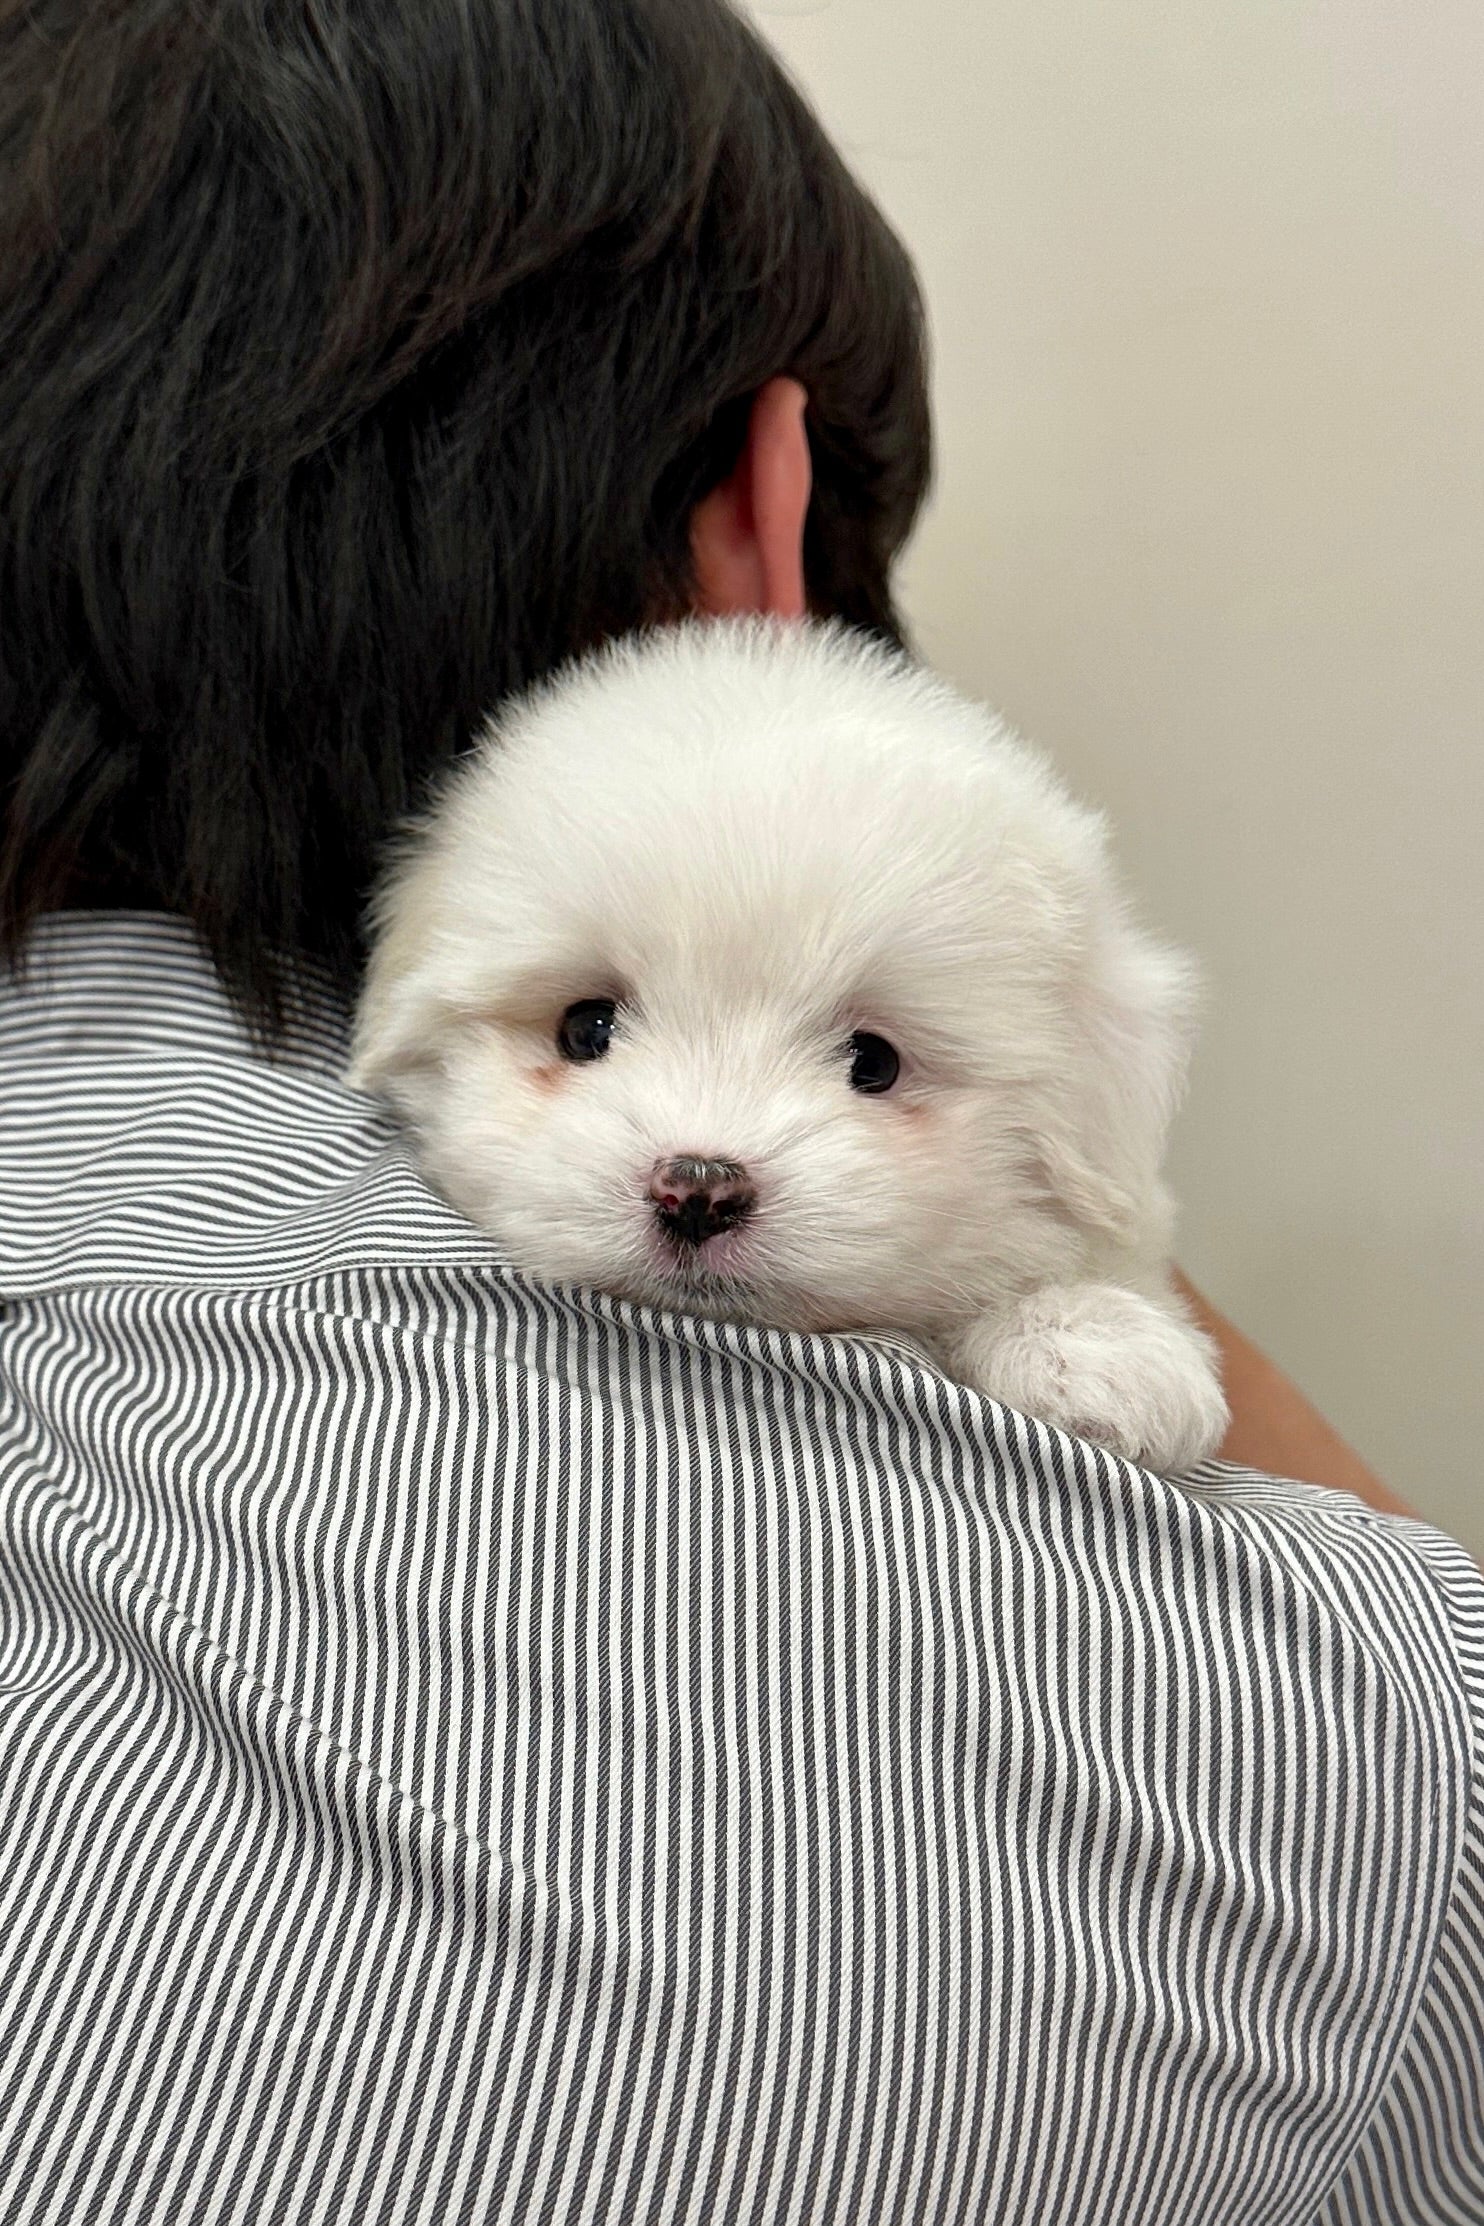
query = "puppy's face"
(353, 622, 1191, 1335)
(401, 931, 1058, 1336)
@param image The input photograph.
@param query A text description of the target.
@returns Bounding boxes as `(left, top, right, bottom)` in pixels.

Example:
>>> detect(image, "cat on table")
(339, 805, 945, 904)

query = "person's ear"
(689, 377, 812, 619)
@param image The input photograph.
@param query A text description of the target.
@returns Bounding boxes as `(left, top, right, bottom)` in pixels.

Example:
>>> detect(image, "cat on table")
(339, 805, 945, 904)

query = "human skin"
(1174, 1274, 1416, 1515)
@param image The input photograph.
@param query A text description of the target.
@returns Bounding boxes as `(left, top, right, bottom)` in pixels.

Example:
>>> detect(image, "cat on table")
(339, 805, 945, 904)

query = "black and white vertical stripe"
(1, 914, 1480, 2224)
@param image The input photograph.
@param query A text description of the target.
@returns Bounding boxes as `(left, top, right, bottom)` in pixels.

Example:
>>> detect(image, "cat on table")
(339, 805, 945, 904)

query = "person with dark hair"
(0, 4, 1479, 2222)
(0, 0, 927, 1020)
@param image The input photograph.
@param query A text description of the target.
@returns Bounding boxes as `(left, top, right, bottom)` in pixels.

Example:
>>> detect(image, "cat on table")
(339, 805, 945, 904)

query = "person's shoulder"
(0, 910, 504, 1299)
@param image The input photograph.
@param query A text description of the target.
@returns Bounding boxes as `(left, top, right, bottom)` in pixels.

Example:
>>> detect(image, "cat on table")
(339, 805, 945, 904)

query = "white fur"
(351, 617, 1227, 1472)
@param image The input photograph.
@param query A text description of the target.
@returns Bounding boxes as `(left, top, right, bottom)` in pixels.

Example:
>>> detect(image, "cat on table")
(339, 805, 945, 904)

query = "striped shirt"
(1, 909, 1480, 2225)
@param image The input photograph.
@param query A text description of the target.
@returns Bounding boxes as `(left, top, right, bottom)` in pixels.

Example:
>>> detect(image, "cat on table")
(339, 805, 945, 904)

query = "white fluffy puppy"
(351, 618, 1227, 1472)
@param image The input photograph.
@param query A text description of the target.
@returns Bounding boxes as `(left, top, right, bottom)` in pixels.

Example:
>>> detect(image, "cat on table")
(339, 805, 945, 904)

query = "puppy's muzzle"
(649, 1157, 756, 1249)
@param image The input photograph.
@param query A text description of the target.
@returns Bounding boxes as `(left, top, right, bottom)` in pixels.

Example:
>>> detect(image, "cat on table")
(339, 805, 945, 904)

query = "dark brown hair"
(0, 0, 930, 1026)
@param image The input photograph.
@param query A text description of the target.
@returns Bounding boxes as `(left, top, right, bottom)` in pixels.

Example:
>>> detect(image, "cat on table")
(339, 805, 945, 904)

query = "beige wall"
(744, 0, 1484, 1550)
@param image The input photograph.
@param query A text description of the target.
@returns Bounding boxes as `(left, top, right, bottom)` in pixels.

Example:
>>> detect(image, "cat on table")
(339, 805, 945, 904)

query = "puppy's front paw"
(948, 1282, 1228, 1475)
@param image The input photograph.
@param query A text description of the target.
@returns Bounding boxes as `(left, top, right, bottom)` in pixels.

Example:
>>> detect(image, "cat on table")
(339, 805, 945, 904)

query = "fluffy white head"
(351, 619, 1196, 1337)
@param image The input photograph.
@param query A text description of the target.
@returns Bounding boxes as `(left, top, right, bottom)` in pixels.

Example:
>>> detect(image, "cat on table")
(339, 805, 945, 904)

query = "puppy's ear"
(347, 849, 462, 1113)
(1035, 902, 1199, 1246)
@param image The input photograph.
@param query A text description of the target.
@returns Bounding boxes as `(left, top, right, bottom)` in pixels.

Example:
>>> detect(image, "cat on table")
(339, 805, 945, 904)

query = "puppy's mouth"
(647, 1214, 757, 1288)
(636, 1208, 848, 1334)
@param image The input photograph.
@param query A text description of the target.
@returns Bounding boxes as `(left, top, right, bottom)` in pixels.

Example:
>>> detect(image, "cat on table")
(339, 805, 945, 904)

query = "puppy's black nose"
(649, 1156, 756, 1248)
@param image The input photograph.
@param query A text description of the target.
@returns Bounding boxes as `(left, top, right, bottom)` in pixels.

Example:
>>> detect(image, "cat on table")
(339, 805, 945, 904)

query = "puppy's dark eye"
(848, 1032, 900, 1094)
(558, 998, 617, 1062)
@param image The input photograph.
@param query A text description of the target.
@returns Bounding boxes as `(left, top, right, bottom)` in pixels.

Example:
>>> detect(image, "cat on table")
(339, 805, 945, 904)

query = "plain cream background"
(743, 0, 1483, 1552)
